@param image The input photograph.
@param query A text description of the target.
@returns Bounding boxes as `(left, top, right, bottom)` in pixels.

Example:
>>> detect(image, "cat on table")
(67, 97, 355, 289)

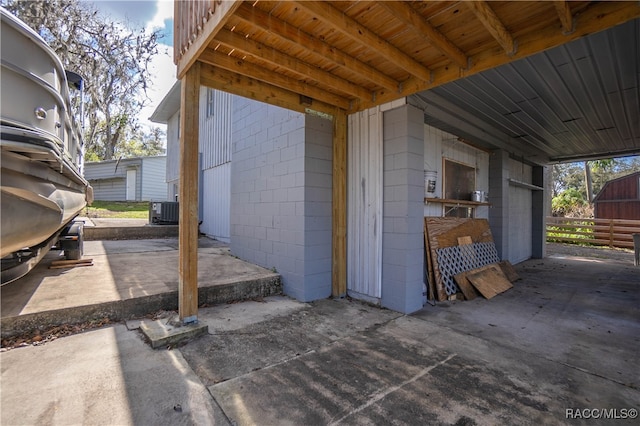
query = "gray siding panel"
(166, 112, 180, 183)
(141, 157, 168, 201)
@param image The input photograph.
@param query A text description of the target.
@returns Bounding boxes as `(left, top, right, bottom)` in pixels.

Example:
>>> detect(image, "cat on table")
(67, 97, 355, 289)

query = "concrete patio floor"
(1, 244, 638, 425)
(1, 236, 281, 336)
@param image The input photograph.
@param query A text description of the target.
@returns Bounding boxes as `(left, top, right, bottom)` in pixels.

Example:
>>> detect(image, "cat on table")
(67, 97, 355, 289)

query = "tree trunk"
(584, 161, 593, 203)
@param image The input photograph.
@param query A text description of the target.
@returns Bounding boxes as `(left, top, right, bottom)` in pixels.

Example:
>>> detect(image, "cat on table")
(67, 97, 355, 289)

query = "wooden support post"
(178, 61, 200, 323)
(332, 110, 347, 297)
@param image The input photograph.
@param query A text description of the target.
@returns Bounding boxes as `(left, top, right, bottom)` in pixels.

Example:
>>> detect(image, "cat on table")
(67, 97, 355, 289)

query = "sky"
(90, 0, 176, 131)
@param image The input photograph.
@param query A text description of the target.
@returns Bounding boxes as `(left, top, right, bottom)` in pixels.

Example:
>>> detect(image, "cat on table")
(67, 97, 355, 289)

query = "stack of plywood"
(424, 217, 518, 302)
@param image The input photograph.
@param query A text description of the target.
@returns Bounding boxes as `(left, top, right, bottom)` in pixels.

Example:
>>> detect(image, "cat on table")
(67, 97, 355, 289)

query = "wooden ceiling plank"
(199, 61, 339, 116)
(553, 1, 575, 34)
(464, 0, 517, 56)
(296, 1, 433, 83)
(367, 0, 640, 113)
(379, 1, 469, 70)
(199, 49, 352, 110)
(233, 3, 399, 92)
(214, 29, 371, 102)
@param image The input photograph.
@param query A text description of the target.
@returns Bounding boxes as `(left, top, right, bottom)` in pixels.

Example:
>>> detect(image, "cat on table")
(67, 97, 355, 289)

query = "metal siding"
(140, 157, 168, 201)
(200, 87, 232, 170)
(197, 87, 232, 242)
(422, 19, 639, 163)
(166, 112, 180, 183)
(201, 163, 231, 242)
(347, 107, 383, 299)
(508, 159, 533, 263)
(89, 178, 126, 201)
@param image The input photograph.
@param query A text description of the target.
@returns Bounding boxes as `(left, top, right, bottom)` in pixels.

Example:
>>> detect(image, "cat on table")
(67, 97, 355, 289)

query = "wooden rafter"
(296, 1, 433, 83)
(213, 29, 372, 103)
(379, 1, 469, 70)
(199, 50, 353, 110)
(553, 1, 574, 34)
(232, 3, 399, 92)
(199, 62, 339, 116)
(464, 0, 516, 56)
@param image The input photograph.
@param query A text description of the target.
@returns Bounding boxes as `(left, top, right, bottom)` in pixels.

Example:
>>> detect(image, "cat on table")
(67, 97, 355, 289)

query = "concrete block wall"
(381, 104, 425, 314)
(230, 97, 332, 301)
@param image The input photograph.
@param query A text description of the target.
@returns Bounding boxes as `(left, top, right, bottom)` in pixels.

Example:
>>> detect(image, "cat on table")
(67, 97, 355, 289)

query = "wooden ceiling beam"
(199, 61, 339, 117)
(233, 3, 399, 92)
(379, 1, 469, 70)
(296, 1, 433, 83)
(464, 0, 517, 56)
(199, 49, 352, 110)
(553, 1, 574, 34)
(213, 29, 371, 102)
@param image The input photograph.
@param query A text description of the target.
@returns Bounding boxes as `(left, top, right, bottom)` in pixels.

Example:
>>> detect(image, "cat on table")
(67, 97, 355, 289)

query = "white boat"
(1, 7, 93, 283)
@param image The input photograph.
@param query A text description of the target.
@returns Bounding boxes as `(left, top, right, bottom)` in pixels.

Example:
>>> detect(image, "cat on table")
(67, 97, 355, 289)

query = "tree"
(115, 126, 166, 159)
(2, 0, 161, 160)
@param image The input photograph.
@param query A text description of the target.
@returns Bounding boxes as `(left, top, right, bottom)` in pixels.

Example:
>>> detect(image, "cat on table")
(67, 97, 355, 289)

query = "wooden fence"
(546, 217, 640, 249)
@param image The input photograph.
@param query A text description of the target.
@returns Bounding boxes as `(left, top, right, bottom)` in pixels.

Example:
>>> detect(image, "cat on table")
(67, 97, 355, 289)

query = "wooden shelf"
(424, 198, 490, 206)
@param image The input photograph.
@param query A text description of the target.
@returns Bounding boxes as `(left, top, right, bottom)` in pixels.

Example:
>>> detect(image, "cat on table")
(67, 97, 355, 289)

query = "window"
(206, 88, 215, 118)
(443, 158, 475, 200)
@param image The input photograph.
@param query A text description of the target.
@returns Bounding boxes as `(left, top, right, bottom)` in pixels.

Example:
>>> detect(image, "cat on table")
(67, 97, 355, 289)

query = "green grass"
(83, 201, 149, 219)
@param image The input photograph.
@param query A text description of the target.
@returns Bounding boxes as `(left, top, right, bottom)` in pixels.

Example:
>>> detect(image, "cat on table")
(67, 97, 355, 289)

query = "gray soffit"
(417, 18, 639, 165)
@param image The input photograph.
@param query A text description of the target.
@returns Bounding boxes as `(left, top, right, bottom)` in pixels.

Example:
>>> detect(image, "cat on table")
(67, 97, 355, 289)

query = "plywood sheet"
(457, 236, 473, 245)
(498, 260, 520, 282)
(424, 218, 496, 301)
(425, 218, 494, 249)
(467, 264, 513, 299)
(453, 272, 479, 300)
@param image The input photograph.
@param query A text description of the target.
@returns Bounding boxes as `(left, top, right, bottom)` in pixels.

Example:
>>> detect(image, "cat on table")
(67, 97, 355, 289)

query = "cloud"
(140, 45, 177, 130)
(146, 0, 174, 47)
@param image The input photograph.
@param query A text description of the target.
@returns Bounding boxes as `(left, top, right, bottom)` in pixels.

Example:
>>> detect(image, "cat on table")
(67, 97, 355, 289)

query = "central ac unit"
(149, 201, 179, 225)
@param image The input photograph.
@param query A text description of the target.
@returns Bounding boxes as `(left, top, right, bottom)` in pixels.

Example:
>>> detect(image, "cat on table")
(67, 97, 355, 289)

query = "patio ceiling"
(416, 18, 640, 165)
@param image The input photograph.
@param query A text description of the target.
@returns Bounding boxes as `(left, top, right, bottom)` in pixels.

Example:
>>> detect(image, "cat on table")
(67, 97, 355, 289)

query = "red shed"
(593, 171, 640, 220)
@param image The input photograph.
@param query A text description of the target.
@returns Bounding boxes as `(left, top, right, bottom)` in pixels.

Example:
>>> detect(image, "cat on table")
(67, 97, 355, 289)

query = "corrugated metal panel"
(419, 19, 640, 164)
(200, 87, 232, 170)
(201, 162, 231, 242)
(347, 107, 382, 299)
(140, 157, 167, 201)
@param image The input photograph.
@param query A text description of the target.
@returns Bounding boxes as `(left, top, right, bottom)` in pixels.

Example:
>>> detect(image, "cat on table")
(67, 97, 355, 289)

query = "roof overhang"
(173, 1, 640, 163)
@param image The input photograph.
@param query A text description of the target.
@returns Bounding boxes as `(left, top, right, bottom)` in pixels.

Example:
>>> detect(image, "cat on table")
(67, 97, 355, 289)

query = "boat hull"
(1, 8, 92, 269)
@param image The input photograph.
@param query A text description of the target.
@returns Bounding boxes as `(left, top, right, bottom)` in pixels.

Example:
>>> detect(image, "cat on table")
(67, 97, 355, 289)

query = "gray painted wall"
(230, 98, 332, 302)
(381, 104, 425, 314)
